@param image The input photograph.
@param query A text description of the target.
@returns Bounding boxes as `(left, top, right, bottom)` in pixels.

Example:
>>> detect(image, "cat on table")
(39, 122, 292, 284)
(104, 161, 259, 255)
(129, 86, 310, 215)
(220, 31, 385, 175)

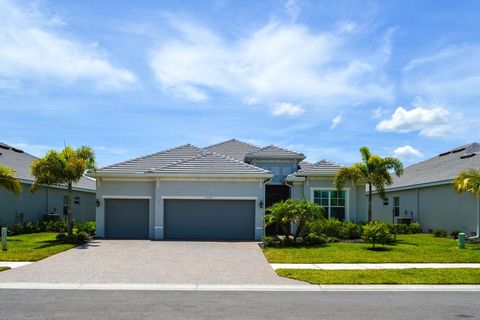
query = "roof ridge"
(204, 138, 261, 150)
(247, 144, 304, 156)
(100, 144, 201, 170)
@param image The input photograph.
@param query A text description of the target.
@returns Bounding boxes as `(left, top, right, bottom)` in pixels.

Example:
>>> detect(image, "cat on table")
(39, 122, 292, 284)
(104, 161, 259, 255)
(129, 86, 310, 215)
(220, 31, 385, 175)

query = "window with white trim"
(313, 190, 346, 221)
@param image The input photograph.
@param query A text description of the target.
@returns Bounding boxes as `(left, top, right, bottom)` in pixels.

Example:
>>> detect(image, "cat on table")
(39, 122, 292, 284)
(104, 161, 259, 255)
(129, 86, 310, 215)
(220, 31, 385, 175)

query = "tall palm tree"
(334, 146, 404, 222)
(453, 168, 480, 237)
(0, 165, 22, 196)
(31, 146, 96, 236)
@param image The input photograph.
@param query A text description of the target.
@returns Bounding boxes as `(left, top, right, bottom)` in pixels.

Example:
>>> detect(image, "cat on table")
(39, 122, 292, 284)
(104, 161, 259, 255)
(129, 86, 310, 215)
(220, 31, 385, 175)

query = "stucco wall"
(250, 160, 296, 184)
(95, 179, 266, 240)
(0, 183, 95, 225)
(371, 184, 478, 235)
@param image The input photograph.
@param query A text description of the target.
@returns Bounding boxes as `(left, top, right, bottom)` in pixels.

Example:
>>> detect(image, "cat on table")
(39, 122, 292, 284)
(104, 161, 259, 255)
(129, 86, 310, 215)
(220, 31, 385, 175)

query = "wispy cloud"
(0, 0, 137, 90)
(149, 12, 394, 109)
(330, 115, 342, 129)
(270, 102, 305, 116)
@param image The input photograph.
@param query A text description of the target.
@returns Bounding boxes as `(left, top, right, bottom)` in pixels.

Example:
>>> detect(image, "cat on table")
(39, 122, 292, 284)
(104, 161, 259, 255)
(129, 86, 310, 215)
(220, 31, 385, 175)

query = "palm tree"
(0, 165, 22, 196)
(334, 146, 403, 222)
(264, 200, 296, 239)
(453, 168, 480, 237)
(31, 146, 96, 236)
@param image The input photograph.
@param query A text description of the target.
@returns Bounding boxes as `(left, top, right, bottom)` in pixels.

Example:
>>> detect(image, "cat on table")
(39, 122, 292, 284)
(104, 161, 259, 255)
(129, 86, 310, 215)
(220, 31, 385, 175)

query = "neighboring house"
(0, 142, 96, 225)
(371, 143, 480, 236)
(89, 139, 367, 240)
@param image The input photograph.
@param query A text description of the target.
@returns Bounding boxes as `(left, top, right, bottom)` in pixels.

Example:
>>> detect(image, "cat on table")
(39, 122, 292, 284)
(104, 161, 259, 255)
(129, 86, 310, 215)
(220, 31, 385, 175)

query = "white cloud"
(330, 115, 342, 129)
(150, 16, 394, 107)
(371, 106, 388, 119)
(376, 105, 455, 137)
(94, 146, 128, 155)
(0, 0, 136, 90)
(393, 145, 423, 161)
(270, 102, 305, 116)
(284, 0, 300, 22)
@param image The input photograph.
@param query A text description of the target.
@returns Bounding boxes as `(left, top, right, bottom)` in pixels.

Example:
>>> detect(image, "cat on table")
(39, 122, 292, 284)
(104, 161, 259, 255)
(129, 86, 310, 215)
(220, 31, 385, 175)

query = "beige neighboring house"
(371, 143, 480, 236)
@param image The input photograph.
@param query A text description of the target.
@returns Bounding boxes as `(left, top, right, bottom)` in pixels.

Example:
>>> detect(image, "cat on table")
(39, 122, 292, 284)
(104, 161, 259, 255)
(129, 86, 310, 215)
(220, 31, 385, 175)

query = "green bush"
(44, 220, 68, 233)
(56, 231, 90, 244)
(302, 233, 328, 246)
(387, 222, 421, 235)
(450, 230, 462, 239)
(362, 221, 394, 249)
(341, 220, 363, 239)
(433, 228, 448, 238)
(76, 221, 96, 236)
(7, 224, 24, 236)
(262, 236, 280, 247)
(409, 222, 420, 233)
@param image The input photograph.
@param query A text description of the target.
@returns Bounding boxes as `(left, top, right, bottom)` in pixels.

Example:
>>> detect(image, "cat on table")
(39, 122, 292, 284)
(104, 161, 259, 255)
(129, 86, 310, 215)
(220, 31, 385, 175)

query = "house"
(89, 139, 367, 240)
(371, 143, 480, 236)
(0, 142, 96, 225)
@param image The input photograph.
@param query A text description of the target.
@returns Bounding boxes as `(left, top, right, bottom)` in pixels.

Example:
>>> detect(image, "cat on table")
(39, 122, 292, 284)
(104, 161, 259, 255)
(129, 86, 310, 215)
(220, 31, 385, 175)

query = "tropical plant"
(31, 146, 96, 236)
(264, 199, 324, 240)
(453, 168, 480, 237)
(0, 165, 22, 196)
(333, 146, 403, 221)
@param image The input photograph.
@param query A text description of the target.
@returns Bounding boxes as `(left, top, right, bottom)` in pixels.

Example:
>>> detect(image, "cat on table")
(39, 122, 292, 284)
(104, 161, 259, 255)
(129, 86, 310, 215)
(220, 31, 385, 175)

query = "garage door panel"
(164, 199, 255, 240)
(105, 199, 149, 239)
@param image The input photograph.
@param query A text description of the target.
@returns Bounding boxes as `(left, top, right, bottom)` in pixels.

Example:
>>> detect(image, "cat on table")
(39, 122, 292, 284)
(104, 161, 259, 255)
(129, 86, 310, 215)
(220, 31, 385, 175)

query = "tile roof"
(98, 144, 202, 173)
(387, 142, 480, 190)
(245, 145, 305, 160)
(296, 160, 343, 176)
(147, 151, 272, 176)
(0, 142, 95, 191)
(203, 139, 261, 161)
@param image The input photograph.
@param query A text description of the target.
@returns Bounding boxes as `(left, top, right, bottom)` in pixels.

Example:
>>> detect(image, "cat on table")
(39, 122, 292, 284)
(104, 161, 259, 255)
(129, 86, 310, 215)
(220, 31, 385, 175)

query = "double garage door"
(104, 198, 255, 240)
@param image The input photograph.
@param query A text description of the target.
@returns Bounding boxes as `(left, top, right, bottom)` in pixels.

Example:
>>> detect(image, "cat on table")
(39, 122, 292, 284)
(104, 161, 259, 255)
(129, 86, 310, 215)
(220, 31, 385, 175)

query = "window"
(383, 197, 389, 206)
(74, 196, 80, 205)
(393, 196, 400, 217)
(313, 189, 347, 221)
(271, 167, 280, 175)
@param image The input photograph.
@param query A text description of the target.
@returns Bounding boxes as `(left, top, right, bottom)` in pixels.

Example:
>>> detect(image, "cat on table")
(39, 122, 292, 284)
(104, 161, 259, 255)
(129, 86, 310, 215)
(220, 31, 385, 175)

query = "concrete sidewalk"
(0, 262, 33, 269)
(271, 263, 480, 270)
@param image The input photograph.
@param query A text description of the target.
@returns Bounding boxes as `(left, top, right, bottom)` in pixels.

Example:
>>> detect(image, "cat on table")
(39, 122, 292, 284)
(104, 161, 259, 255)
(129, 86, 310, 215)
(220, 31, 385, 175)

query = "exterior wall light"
(96, 199, 100, 207)
(259, 200, 264, 208)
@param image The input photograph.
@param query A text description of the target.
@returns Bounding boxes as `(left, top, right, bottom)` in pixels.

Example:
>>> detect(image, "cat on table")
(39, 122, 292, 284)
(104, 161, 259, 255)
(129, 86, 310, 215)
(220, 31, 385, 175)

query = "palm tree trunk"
(67, 182, 73, 237)
(368, 183, 372, 222)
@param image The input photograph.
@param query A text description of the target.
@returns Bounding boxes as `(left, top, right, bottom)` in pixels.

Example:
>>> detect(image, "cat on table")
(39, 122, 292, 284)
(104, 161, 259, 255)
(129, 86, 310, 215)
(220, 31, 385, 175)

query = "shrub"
(44, 220, 68, 233)
(362, 221, 394, 249)
(433, 228, 448, 238)
(7, 224, 24, 236)
(450, 230, 462, 239)
(56, 232, 90, 244)
(388, 222, 421, 235)
(76, 231, 90, 243)
(302, 233, 328, 246)
(262, 236, 280, 247)
(76, 221, 96, 236)
(22, 221, 41, 234)
(341, 220, 363, 239)
(319, 218, 344, 238)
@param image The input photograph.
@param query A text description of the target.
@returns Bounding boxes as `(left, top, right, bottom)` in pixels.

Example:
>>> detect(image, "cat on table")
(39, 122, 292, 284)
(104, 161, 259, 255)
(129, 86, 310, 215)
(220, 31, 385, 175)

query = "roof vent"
(451, 147, 466, 154)
(439, 151, 451, 157)
(460, 153, 476, 159)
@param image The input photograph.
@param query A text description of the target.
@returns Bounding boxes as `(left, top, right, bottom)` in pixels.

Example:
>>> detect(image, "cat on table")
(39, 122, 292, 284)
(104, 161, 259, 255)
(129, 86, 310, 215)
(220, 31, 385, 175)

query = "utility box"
(458, 233, 466, 249)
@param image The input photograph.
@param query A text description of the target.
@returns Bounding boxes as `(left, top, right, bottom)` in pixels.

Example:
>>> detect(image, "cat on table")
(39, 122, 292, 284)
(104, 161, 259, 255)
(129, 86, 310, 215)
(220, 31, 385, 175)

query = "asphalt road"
(0, 290, 478, 320)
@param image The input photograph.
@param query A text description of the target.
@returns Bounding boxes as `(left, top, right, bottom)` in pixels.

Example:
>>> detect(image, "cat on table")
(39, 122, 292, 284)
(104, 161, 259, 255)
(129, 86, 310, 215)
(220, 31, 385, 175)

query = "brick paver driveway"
(0, 240, 300, 285)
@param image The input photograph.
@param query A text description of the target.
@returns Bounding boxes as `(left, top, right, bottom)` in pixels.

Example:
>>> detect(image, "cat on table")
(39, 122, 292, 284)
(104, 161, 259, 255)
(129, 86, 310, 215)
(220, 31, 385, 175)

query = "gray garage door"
(105, 199, 149, 239)
(164, 199, 255, 240)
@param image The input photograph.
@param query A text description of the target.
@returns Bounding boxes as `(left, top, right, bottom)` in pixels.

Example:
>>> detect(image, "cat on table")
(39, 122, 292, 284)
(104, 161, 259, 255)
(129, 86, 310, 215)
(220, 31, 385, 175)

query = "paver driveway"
(0, 240, 300, 285)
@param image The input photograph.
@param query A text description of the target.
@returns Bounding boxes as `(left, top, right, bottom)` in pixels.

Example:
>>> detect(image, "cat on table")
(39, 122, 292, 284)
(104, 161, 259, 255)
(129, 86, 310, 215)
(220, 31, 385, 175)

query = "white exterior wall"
(371, 184, 479, 235)
(95, 178, 266, 240)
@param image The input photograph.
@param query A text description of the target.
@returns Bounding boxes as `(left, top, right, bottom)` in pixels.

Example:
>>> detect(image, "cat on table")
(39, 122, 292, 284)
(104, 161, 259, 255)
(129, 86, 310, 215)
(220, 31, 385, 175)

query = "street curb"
(0, 282, 479, 291)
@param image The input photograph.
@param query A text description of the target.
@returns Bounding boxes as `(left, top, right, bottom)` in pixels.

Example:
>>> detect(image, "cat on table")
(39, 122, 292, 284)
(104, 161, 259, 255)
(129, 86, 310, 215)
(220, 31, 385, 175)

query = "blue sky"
(1, 0, 479, 167)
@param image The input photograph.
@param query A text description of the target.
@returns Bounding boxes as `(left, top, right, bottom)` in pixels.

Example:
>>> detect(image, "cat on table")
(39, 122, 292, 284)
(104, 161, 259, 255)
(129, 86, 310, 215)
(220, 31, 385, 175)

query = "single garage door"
(105, 199, 149, 239)
(164, 199, 255, 240)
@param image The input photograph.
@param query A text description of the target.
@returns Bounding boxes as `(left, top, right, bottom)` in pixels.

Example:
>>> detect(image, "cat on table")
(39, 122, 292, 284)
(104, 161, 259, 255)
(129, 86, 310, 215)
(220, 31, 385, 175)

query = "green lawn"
(264, 234, 480, 263)
(0, 267, 10, 272)
(276, 268, 480, 284)
(0, 233, 77, 262)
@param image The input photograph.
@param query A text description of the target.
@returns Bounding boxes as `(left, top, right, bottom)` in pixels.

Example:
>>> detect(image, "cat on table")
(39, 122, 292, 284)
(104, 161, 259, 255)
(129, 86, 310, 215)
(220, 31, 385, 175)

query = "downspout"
(263, 178, 272, 238)
(476, 197, 479, 238)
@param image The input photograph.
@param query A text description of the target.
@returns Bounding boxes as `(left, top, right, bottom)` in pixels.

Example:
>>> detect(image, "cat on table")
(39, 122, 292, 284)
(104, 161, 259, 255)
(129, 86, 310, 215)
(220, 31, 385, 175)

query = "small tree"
(453, 168, 480, 237)
(334, 146, 403, 222)
(362, 221, 394, 249)
(31, 146, 95, 236)
(0, 165, 22, 196)
(264, 199, 324, 240)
